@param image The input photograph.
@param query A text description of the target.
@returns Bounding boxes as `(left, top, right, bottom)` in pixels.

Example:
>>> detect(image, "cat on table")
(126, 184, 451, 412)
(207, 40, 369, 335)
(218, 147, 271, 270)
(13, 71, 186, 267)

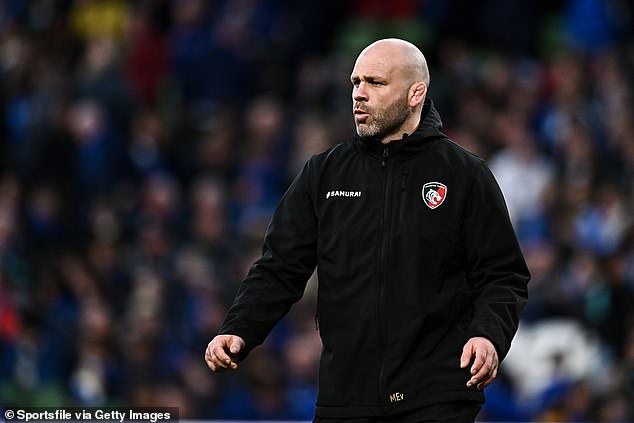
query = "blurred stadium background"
(0, 0, 633, 421)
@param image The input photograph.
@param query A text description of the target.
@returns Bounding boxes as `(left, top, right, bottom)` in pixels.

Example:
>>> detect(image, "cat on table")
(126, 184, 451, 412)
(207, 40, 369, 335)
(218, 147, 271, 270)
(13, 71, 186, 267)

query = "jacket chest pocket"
(396, 176, 458, 249)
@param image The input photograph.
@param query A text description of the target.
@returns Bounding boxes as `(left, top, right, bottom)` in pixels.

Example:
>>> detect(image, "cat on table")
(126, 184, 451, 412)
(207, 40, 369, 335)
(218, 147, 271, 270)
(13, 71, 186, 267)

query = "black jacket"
(219, 99, 530, 418)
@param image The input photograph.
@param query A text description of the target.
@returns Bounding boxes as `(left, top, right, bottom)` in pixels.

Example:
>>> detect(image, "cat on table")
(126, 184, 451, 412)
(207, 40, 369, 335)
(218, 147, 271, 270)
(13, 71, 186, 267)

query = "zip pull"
(382, 148, 388, 169)
(401, 172, 409, 191)
(314, 314, 319, 331)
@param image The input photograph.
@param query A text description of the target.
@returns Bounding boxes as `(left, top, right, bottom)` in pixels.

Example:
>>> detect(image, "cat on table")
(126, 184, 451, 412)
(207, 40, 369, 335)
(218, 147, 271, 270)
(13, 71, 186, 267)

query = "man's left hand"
(460, 337, 498, 390)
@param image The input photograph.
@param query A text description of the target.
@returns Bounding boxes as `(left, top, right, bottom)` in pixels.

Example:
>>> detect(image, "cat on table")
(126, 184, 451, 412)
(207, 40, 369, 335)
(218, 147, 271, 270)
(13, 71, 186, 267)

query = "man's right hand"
(205, 334, 245, 372)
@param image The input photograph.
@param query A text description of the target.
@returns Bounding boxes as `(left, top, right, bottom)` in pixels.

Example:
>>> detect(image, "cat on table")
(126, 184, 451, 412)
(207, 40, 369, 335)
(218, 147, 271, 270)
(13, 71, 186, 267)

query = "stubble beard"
(355, 99, 411, 142)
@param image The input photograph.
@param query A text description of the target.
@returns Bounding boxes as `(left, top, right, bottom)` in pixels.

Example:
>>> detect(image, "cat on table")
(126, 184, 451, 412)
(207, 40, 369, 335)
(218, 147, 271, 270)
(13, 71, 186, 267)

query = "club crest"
(422, 182, 447, 209)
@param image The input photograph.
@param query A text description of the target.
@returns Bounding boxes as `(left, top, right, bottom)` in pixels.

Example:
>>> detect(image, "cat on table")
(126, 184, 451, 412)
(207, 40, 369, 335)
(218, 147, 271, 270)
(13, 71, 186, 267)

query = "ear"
(409, 82, 427, 108)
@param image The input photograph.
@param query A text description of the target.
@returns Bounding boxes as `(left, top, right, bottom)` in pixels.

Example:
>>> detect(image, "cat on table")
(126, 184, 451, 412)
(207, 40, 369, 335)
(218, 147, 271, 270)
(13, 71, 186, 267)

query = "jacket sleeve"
(462, 161, 530, 361)
(218, 160, 318, 360)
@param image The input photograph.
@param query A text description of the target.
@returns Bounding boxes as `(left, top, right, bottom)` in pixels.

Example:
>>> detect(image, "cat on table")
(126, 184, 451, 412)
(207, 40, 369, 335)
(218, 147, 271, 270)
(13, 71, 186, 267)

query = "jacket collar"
(356, 98, 445, 157)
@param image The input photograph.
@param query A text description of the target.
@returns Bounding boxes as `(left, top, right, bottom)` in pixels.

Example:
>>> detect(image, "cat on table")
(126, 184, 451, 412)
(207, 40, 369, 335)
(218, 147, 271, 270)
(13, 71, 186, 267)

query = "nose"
(353, 82, 368, 102)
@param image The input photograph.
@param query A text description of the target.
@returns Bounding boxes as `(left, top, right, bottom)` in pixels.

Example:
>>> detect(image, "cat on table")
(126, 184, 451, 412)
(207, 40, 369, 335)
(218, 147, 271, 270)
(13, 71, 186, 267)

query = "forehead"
(351, 48, 400, 78)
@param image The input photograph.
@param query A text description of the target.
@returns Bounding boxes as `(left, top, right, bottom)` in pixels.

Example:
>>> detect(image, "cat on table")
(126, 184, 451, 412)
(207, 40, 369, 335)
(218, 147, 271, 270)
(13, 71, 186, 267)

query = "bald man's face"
(350, 45, 414, 141)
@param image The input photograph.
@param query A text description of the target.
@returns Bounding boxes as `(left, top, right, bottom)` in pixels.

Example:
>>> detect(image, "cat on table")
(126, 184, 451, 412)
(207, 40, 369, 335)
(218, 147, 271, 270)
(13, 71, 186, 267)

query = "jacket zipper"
(377, 146, 392, 408)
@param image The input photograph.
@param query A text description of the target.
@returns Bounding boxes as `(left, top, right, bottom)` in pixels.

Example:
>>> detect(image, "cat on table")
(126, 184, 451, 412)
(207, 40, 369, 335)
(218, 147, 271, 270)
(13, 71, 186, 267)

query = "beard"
(354, 98, 411, 141)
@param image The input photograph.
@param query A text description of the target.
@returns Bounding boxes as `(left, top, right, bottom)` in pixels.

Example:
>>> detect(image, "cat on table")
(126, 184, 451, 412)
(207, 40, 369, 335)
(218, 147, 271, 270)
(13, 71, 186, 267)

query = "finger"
(477, 361, 498, 389)
(213, 342, 233, 365)
(206, 343, 231, 371)
(204, 351, 215, 370)
(210, 352, 234, 372)
(470, 347, 487, 375)
(221, 352, 238, 370)
(214, 352, 231, 369)
(477, 366, 498, 389)
(225, 337, 243, 369)
(228, 337, 244, 354)
(215, 342, 240, 370)
(205, 350, 221, 372)
(460, 342, 474, 368)
(467, 358, 493, 387)
(469, 349, 498, 388)
(205, 346, 214, 366)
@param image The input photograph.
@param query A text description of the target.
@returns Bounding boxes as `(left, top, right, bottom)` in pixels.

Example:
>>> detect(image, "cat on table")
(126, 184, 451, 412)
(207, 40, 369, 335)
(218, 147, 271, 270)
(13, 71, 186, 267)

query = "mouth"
(354, 109, 370, 122)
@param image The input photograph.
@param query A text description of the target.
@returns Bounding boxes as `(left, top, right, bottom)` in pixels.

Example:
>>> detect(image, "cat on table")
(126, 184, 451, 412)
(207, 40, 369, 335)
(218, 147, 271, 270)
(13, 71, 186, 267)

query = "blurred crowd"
(0, 0, 633, 421)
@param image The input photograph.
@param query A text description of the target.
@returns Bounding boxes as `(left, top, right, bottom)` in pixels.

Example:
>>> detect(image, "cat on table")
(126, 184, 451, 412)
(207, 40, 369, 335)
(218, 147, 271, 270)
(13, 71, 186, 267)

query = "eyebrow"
(350, 74, 387, 83)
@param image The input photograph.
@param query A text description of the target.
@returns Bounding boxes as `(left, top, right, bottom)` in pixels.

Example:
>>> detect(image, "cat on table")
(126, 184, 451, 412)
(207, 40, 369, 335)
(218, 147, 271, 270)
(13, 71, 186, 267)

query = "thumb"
(460, 341, 473, 368)
(229, 337, 244, 354)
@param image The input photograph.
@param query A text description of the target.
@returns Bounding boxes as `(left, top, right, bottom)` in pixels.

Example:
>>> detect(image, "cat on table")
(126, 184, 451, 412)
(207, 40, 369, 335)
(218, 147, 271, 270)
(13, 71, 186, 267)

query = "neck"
(379, 115, 421, 144)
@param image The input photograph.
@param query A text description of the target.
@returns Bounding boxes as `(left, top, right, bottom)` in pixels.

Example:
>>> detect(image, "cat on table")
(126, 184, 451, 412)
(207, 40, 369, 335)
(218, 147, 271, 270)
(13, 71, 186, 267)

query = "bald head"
(357, 38, 430, 88)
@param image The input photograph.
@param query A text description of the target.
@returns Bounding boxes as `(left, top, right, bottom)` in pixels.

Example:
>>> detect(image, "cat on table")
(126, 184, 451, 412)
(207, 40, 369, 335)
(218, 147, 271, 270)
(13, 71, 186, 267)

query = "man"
(205, 38, 530, 422)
